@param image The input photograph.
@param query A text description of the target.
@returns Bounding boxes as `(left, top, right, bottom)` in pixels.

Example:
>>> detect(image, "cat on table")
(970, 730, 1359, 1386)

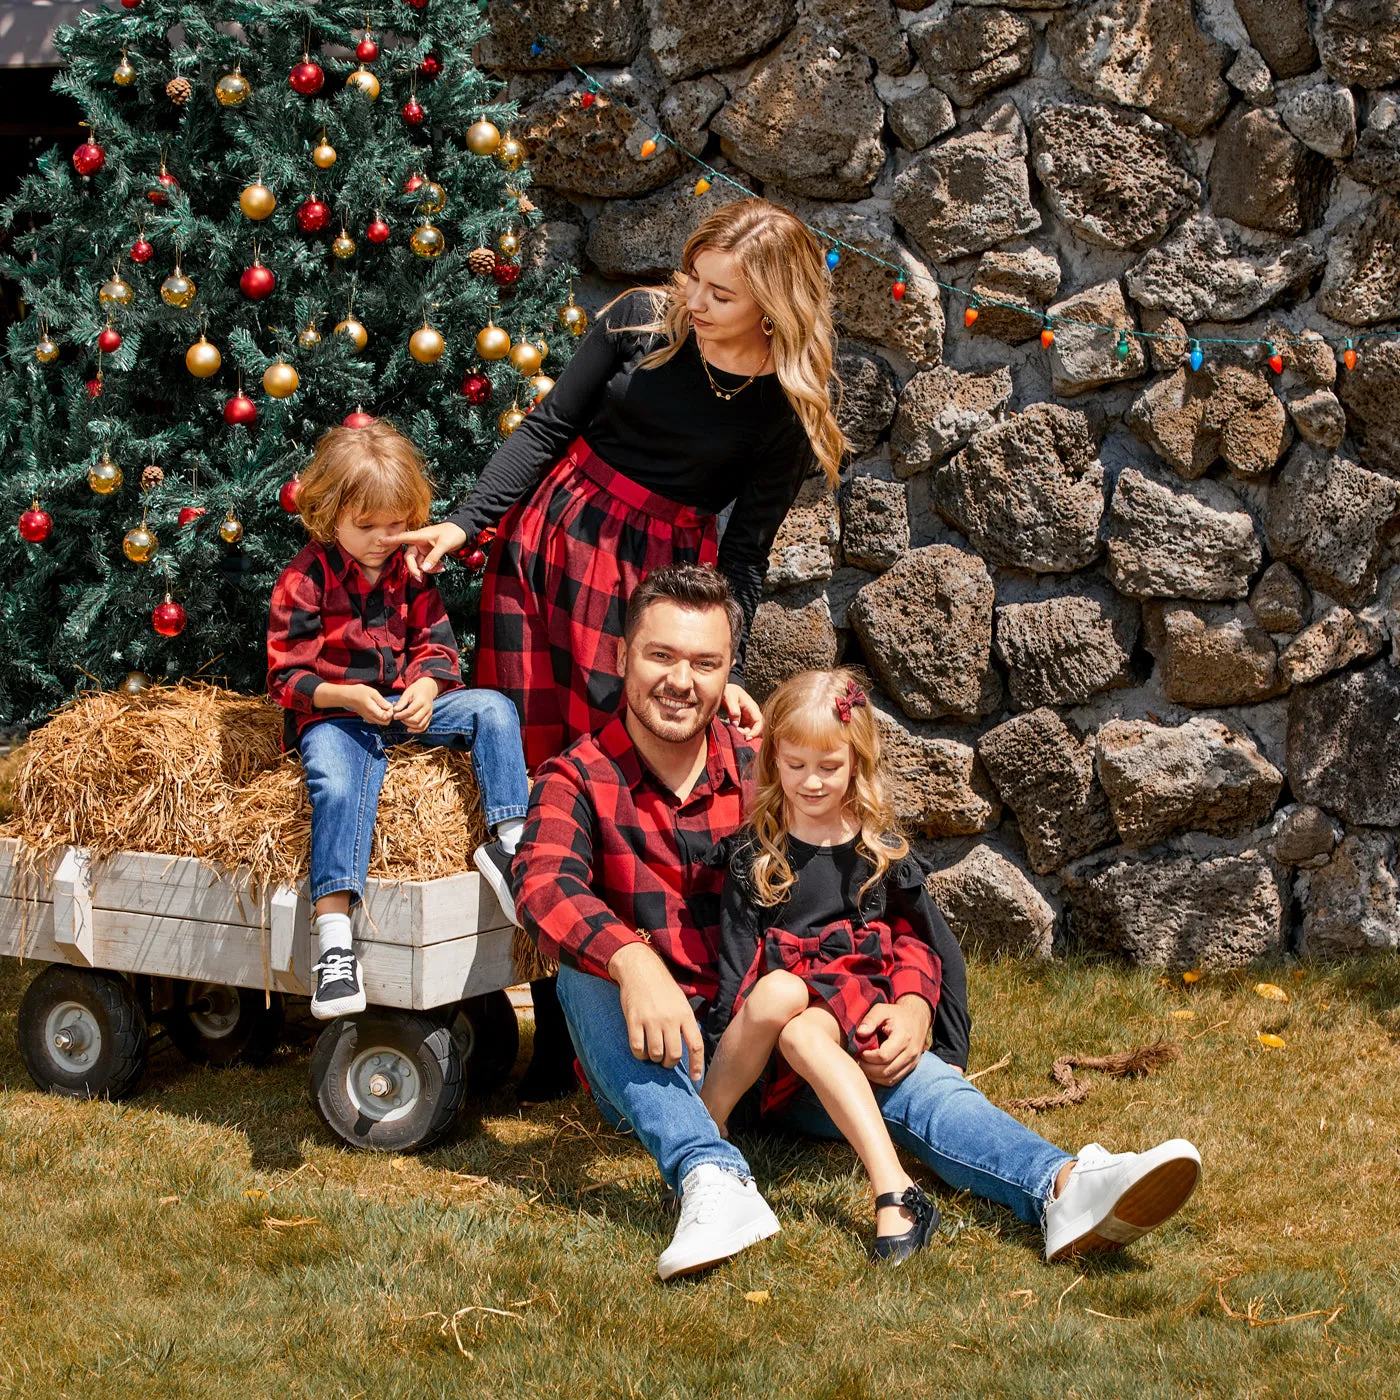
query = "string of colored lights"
(495, 0, 1388, 372)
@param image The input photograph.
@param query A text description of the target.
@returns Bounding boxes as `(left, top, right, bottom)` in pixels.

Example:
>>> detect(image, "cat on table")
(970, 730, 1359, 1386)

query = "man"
(515, 565, 1201, 1279)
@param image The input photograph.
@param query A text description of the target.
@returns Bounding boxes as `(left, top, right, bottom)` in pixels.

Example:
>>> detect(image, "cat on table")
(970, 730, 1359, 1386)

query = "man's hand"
(382, 522, 469, 581)
(721, 683, 764, 741)
(608, 942, 705, 1082)
(856, 995, 932, 1087)
(332, 683, 395, 726)
(392, 676, 439, 734)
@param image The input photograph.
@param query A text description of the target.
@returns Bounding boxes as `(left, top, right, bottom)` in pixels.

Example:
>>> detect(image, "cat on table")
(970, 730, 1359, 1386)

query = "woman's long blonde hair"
(599, 198, 847, 487)
(748, 668, 908, 907)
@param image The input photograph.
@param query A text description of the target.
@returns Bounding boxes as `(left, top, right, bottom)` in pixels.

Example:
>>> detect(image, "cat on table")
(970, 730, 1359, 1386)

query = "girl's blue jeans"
(299, 687, 530, 905)
(557, 964, 1072, 1226)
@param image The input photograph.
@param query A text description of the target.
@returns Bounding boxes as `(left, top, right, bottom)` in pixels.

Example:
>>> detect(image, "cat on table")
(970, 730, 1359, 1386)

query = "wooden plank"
(414, 928, 516, 1009)
(355, 870, 505, 946)
(269, 884, 302, 975)
(0, 894, 65, 963)
(53, 847, 95, 966)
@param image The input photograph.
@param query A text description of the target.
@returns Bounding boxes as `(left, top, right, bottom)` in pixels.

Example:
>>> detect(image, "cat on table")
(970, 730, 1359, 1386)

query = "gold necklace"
(695, 333, 771, 401)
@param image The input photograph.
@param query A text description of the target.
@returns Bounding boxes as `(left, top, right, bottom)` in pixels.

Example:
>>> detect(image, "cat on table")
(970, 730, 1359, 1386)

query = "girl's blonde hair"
(600, 198, 847, 488)
(296, 419, 434, 544)
(748, 667, 908, 907)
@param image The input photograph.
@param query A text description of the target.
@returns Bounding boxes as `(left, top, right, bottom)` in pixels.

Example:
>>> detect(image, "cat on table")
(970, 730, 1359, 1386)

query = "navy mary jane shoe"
(870, 1183, 939, 1264)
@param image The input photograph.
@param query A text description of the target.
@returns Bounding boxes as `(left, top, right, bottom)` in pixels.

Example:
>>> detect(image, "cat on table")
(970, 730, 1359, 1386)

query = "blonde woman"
(391, 198, 845, 1102)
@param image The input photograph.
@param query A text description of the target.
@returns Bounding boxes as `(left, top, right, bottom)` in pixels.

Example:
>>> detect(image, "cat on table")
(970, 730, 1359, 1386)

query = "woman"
(393, 197, 846, 1102)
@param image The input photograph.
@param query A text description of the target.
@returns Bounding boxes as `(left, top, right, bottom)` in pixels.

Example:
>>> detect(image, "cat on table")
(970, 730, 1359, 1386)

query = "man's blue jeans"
(557, 964, 1073, 1225)
(299, 687, 530, 905)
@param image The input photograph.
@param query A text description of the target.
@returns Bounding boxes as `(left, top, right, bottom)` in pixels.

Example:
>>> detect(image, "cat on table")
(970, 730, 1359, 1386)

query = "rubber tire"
(164, 983, 286, 1066)
(448, 990, 520, 1095)
(17, 965, 149, 1100)
(308, 1010, 465, 1153)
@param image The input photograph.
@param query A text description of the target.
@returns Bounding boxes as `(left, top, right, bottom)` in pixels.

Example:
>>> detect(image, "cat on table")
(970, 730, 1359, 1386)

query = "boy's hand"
(342, 684, 395, 726)
(392, 676, 439, 733)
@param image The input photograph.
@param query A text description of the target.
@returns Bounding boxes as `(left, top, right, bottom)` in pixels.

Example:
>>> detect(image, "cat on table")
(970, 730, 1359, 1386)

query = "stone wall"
(494, 0, 1400, 968)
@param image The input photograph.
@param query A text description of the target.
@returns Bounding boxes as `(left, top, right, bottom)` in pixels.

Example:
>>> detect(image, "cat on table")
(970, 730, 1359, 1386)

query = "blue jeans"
(299, 687, 530, 905)
(557, 964, 1072, 1223)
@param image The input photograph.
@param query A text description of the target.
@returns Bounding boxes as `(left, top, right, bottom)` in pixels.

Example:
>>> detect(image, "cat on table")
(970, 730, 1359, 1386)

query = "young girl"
(700, 668, 970, 1263)
(266, 420, 531, 1019)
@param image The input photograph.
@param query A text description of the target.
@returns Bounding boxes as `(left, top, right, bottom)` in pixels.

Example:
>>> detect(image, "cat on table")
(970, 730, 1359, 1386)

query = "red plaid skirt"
(734, 918, 898, 1116)
(474, 436, 719, 771)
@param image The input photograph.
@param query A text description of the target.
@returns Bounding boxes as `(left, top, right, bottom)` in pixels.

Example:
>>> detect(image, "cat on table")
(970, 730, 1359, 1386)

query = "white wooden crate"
(0, 837, 514, 1011)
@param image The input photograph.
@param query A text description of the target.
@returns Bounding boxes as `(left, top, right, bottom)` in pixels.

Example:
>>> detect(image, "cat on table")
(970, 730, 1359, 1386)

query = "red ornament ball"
(289, 61, 325, 95)
(120, 0, 140, 6)
(478, 527, 497, 547)
(461, 371, 491, 404)
(239, 261, 277, 299)
(356, 36, 379, 61)
(72, 140, 106, 176)
(177, 505, 207, 527)
(343, 409, 376, 428)
(152, 597, 187, 637)
(404, 0, 428, 9)
(148, 171, 180, 205)
(224, 392, 258, 426)
(492, 260, 521, 288)
(404, 172, 424, 194)
(130, 237, 154, 264)
(419, 52, 441, 78)
(97, 327, 122, 354)
(19, 505, 53, 543)
(366, 216, 391, 244)
(402, 97, 425, 126)
(279, 477, 301, 512)
(297, 196, 331, 233)
(85, 376, 103, 399)
(464, 548, 486, 571)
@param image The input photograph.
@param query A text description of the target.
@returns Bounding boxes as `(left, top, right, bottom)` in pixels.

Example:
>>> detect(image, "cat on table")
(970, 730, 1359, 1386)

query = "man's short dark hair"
(623, 565, 744, 654)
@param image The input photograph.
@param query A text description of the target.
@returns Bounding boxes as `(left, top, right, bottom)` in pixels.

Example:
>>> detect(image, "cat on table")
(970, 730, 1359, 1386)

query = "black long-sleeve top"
(447, 289, 817, 676)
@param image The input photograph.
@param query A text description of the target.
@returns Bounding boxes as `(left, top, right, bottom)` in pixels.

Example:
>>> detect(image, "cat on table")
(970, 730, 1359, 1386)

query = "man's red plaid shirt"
(266, 541, 461, 741)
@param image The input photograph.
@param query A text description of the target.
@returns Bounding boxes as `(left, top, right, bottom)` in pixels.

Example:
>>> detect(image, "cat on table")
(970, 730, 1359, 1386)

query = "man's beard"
(627, 680, 714, 743)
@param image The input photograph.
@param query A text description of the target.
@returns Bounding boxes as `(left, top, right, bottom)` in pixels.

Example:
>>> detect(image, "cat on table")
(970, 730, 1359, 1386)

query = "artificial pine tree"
(0, 0, 584, 728)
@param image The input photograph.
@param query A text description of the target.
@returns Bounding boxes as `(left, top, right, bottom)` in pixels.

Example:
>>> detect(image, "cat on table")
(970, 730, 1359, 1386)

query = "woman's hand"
(722, 683, 764, 740)
(383, 522, 468, 582)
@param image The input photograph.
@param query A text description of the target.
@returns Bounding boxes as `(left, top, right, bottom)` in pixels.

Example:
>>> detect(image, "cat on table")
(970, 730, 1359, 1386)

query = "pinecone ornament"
(468, 246, 497, 276)
(166, 75, 193, 105)
(141, 464, 165, 491)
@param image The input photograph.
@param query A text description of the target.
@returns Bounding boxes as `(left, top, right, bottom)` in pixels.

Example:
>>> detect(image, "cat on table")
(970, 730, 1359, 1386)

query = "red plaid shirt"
(266, 541, 461, 741)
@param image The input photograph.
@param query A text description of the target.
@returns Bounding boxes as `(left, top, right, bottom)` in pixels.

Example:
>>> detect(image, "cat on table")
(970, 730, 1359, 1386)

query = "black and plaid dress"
(448, 289, 815, 771)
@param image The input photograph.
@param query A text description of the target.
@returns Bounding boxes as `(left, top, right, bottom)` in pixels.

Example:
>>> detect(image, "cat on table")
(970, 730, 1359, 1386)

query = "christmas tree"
(1, 0, 584, 728)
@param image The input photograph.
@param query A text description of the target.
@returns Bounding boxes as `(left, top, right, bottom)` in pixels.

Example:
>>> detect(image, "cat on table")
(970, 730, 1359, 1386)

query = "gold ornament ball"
(497, 230, 520, 257)
(185, 335, 222, 377)
(298, 324, 322, 349)
(89, 454, 123, 495)
(219, 512, 244, 545)
(508, 337, 542, 375)
(216, 71, 252, 107)
(533, 333, 550, 361)
(529, 372, 555, 400)
(114, 57, 137, 87)
(122, 523, 159, 563)
(335, 317, 368, 351)
(313, 140, 337, 169)
(239, 182, 276, 220)
(476, 323, 511, 360)
(496, 136, 524, 170)
(409, 326, 446, 364)
(498, 406, 525, 438)
(100, 276, 134, 307)
(466, 119, 501, 155)
(346, 66, 380, 99)
(410, 222, 445, 259)
(559, 301, 589, 336)
(332, 232, 357, 260)
(119, 671, 151, 695)
(263, 361, 299, 398)
(419, 180, 446, 213)
(36, 336, 59, 364)
(160, 272, 197, 308)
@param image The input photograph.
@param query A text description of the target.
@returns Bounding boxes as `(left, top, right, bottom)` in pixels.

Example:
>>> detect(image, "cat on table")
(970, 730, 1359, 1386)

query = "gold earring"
(760, 314, 775, 336)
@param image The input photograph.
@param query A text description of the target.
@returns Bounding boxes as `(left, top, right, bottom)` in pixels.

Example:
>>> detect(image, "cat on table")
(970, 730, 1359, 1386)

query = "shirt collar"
(600, 709, 744, 800)
(321, 540, 406, 589)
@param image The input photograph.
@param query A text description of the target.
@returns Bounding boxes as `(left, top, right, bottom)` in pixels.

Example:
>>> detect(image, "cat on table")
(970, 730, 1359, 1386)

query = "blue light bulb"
(1189, 342, 1204, 372)
(826, 249, 840, 271)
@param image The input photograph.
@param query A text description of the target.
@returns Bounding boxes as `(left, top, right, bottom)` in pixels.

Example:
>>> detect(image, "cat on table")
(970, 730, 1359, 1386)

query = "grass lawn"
(0, 952, 1396, 1400)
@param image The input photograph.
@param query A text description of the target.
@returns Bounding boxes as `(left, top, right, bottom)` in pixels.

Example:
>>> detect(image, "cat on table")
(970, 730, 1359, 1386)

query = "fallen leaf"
(744, 1290, 770, 1305)
(157, 1195, 179, 1206)
(1291, 969, 1307, 982)
(243, 1188, 269, 1201)
(1182, 970, 1202, 984)
(1256, 1032, 1287, 1049)
(1172, 1009, 1196, 1020)
(1255, 983, 1289, 1002)
(391, 1157, 412, 1173)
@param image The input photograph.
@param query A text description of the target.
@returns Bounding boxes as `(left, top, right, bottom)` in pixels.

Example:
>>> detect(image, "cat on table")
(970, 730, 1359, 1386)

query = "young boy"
(266, 419, 529, 1018)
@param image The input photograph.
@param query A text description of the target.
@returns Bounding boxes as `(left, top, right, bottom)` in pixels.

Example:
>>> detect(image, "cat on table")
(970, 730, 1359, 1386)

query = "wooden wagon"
(0, 835, 521, 1151)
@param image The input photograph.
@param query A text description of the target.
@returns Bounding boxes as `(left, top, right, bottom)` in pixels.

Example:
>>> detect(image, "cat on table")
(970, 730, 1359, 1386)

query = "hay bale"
(0, 746, 24, 824)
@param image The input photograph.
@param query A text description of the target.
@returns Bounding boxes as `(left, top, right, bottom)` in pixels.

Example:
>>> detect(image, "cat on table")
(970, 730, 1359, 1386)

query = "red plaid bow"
(834, 679, 867, 723)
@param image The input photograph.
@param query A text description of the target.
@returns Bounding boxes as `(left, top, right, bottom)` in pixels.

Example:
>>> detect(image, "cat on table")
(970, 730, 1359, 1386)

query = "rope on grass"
(1003, 1041, 1181, 1115)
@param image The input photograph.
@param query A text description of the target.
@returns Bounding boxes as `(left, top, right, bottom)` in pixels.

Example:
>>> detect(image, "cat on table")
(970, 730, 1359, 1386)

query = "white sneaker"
(656, 1164, 781, 1280)
(1043, 1139, 1201, 1262)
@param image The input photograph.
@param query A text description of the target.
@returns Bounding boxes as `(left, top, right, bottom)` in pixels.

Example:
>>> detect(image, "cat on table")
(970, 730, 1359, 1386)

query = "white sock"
(496, 818, 525, 854)
(314, 911, 353, 959)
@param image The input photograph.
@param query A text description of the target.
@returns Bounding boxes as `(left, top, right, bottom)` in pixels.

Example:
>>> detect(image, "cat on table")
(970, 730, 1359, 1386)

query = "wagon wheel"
(307, 1010, 464, 1153)
(446, 989, 520, 1095)
(164, 982, 286, 1066)
(17, 965, 149, 1100)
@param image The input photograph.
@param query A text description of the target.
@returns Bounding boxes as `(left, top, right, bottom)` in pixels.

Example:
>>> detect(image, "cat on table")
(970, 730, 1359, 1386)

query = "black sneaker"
(310, 947, 367, 1020)
(473, 840, 519, 927)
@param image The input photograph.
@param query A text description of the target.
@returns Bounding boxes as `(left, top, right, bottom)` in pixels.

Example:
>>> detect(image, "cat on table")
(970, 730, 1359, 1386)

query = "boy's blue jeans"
(557, 964, 1072, 1227)
(299, 687, 530, 905)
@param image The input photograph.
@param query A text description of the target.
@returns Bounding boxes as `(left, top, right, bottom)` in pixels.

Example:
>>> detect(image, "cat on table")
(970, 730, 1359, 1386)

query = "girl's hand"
(382, 522, 468, 582)
(722, 683, 764, 740)
(343, 684, 395, 726)
(392, 677, 438, 734)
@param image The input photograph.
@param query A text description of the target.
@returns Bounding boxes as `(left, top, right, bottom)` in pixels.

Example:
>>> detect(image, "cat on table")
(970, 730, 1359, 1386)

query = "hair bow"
(833, 679, 867, 723)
